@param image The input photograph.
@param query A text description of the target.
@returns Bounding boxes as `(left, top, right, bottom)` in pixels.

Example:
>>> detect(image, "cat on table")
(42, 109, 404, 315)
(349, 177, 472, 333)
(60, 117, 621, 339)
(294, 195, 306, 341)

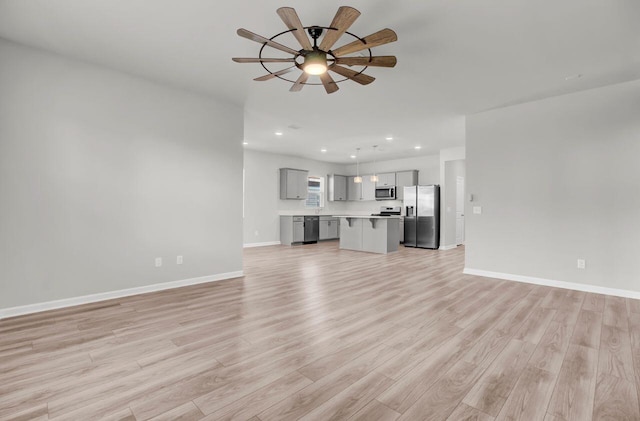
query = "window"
(305, 176, 325, 208)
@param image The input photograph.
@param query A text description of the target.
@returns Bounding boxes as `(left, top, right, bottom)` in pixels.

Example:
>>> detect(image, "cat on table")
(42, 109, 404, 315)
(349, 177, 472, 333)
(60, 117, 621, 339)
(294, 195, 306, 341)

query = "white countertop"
(279, 211, 338, 216)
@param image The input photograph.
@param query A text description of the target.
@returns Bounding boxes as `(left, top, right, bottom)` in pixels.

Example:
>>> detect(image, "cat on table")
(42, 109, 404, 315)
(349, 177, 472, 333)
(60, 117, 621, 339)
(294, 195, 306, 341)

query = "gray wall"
(466, 79, 640, 292)
(0, 39, 244, 309)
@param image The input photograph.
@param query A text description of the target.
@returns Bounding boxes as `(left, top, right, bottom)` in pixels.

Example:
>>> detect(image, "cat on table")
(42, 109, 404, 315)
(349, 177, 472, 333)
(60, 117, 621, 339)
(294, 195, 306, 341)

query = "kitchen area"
(277, 167, 440, 254)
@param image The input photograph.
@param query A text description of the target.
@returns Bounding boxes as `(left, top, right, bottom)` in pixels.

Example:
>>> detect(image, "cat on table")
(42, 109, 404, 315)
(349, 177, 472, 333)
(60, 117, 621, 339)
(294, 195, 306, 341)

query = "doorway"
(443, 159, 466, 249)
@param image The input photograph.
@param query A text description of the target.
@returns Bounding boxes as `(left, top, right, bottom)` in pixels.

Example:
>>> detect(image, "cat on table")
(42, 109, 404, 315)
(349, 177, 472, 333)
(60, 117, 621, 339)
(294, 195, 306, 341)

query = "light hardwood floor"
(1, 242, 640, 420)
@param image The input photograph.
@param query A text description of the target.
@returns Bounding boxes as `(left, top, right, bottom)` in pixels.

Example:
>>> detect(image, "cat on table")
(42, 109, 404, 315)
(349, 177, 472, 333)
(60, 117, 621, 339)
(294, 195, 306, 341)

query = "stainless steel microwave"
(375, 186, 396, 200)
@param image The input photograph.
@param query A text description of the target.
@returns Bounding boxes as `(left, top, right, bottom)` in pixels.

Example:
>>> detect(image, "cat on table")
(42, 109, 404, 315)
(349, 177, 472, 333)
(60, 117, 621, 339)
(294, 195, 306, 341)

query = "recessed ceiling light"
(565, 74, 583, 81)
(414, 146, 422, 150)
(385, 137, 393, 141)
(275, 131, 283, 136)
(321, 148, 327, 153)
(242, 142, 248, 145)
(350, 155, 356, 159)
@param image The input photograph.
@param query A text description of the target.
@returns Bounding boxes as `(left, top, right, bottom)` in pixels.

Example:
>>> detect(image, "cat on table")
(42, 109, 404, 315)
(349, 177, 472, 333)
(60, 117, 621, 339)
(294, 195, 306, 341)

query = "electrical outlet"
(577, 259, 586, 269)
(176, 255, 183, 265)
(155, 257, 162, 267)
(473, 206, 482, 215)
(254, 230, 259, 237)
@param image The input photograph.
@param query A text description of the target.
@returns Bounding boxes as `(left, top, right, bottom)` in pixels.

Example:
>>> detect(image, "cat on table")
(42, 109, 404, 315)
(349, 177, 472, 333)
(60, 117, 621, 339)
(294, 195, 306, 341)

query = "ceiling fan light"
(354, 176, 363, 183)
(303, 50, 328, 75)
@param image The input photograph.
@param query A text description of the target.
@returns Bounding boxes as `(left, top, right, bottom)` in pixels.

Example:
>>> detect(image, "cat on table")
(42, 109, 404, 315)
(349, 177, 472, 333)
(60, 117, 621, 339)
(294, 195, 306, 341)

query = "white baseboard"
(439, 245, 458, 251)
(243, 241, 281, 248)
(463, 268, 640, 300)
(0, 270, 244, 320)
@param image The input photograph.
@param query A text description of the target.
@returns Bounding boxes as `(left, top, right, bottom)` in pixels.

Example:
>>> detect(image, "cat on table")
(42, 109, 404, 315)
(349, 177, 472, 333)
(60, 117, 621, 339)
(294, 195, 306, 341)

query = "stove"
(371, 206, 401, 216)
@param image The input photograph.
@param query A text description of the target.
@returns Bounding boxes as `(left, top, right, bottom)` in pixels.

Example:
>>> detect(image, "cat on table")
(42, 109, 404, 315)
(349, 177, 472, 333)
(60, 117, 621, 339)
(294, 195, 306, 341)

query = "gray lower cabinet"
(293, 218, 304, 243)
(280, 216, 305, 245)
(280, 168, 309, 200)
(319, 216, 339, 240)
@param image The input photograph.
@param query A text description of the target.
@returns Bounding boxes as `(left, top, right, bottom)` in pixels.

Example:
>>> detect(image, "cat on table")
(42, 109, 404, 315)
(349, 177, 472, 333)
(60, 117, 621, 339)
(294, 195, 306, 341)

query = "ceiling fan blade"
(253, 67, 295, 82)
(329, 65, 375, 85)
(334, 56, 397, 68)
(233, 58, 296, 63)
(276, 7, 313, 51)
(319, 72, 339, 94)
(237, 28, 300, 56)
(290, 72, 309, 92)
(319, 6, 361, 51)
(332, 28, 398, 57)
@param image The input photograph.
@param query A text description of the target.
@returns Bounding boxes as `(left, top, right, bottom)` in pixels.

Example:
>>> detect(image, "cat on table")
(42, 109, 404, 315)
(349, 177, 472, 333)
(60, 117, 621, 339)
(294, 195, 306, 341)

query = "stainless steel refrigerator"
(403, 185, 440, 249)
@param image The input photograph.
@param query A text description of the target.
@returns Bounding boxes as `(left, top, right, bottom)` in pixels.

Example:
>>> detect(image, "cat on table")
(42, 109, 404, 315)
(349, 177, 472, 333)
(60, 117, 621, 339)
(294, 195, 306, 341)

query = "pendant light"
(354, 148, 362, 183)
(370, 145, 379, 182)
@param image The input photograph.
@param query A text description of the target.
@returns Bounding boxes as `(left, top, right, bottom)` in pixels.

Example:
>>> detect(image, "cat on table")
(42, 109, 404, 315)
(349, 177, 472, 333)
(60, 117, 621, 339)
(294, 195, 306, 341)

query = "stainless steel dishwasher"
(303, 216, 319, 243)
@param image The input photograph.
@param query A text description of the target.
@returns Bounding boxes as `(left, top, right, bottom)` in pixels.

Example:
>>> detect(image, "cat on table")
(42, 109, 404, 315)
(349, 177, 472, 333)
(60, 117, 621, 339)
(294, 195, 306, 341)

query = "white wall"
(0, 39, 244, 310)
(465, 79, 640, 294)
(243, 151, 441, 245)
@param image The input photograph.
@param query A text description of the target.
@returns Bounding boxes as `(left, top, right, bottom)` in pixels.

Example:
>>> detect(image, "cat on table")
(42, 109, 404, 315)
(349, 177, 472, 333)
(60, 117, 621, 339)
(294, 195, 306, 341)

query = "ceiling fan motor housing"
(307, 26, 324, 42)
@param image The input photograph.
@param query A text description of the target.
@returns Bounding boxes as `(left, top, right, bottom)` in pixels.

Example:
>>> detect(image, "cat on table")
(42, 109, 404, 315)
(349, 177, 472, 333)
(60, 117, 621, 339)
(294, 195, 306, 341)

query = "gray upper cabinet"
(361, 175, 376, 201)
(346, 175, 376, 201)
(343, 170, 417, 201)
(279, 168, 309, 200)
(347, 176, 362, 201)
(396, 170, 419, 200)
(327, 174, 347, 201)
(376, 172, 396, 187)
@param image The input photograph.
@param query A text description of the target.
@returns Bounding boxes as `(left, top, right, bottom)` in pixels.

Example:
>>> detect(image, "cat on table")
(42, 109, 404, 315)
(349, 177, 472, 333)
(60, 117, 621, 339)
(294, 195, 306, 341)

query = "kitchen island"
(336, 216, 400, 254)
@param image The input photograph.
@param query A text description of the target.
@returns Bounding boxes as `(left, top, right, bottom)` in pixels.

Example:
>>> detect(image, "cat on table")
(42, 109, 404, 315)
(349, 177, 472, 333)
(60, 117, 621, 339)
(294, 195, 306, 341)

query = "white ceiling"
(1, 0, 639, 163)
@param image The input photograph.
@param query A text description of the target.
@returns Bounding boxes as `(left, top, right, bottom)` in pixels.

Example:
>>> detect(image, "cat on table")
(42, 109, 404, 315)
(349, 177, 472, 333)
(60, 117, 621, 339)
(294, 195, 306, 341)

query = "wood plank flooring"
(1, 242, 640, 420)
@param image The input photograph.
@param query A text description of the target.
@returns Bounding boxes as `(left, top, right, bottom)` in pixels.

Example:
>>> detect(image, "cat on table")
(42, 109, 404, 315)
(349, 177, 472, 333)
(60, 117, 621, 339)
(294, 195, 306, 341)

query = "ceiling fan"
(233, 6, 397, 94)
